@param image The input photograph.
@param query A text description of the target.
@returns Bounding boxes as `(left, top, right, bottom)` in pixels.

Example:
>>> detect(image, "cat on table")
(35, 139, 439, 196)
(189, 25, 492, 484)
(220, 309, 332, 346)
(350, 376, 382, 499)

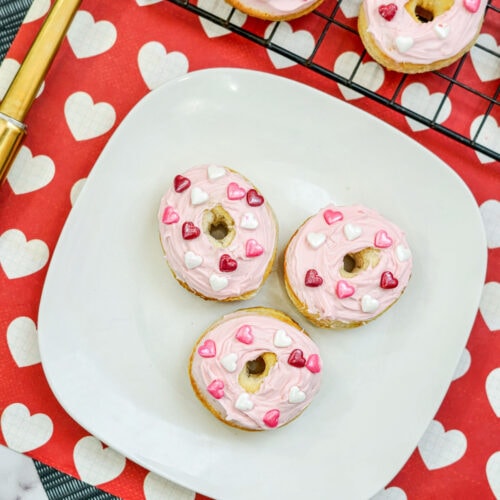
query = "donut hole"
(405, 0, 453, 22)
(238, 352, 277, 394)
(202, 205, 236, 248)
(340, 247, 381, 278)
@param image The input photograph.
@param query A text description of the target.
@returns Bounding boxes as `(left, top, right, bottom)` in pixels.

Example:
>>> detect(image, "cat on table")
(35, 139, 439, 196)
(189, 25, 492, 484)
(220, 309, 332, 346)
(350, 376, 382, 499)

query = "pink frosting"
(158, 165, 277, 300)
(285, 205, 412, 325)
(362, 0, 488, 64)
(191, 309, 322, 430)
(237, 0, 319, 16)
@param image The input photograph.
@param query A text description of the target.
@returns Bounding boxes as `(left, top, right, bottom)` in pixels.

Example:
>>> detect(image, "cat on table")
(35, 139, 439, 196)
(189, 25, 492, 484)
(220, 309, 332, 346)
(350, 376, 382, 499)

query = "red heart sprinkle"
(288, 349, 306, 368)
(207, 379, 224, 399)
(173, 175, 191, 193)
(246, 189, 264, 207)
(378, 3, 397, 20)
(380, 271, 399, 289)
(219, 254, 238, 272)
(182, 221, 200, 240)
(263, 409, 280, 428)
(305, 269, 323, 287)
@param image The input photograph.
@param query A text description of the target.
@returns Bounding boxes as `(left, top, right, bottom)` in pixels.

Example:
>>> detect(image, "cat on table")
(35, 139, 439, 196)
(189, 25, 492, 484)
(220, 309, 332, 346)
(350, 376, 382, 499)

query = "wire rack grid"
(167, 0, 500, 162)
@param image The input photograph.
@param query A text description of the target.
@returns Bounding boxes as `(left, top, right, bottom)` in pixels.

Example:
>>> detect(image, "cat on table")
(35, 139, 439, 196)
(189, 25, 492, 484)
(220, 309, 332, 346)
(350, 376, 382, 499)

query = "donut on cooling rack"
(284, 204, 413, 328)
(158, 164, 278, 301)
(189, 307, 322, 430)
(225, 0, 324, 21)
(357, 0, 488, 73)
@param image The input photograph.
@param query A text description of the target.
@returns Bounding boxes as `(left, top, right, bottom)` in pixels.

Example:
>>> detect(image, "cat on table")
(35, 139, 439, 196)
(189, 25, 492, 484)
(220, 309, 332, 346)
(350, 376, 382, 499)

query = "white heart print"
(1, 403, 53, 453)
(0, 58, 20, 100)
(137, 0, 163, 5)
(74, 436, 126, 485)
(138, 41, 189, 91)
(143, 471, 195, 500)
(7, 145, 55, 194)
(70, 178, 87, 206)
(470, 115, 499, 164)
(0, 229, 49, 279)
(23, 0, 50, 23)
(486, 451, 500, 499)
(480, 200, 500, 249)
(479, 282, 500, 331)
(265, 22, 315, 70)
(197, 0, 247, 38)
(417, 419, 467, 470)
(470, 34, 500, 83)
(334, 51, 384, 101)
(370, 486, 407, 500)
(67, 11, 117, 58)
(486, 367, 500, 417)
(451, 348, 471, 381)
(65, 91, 116, 141)
(401, 83, 452, 132)
(339, 0, 363, 18)
(7, 317, 41, 367)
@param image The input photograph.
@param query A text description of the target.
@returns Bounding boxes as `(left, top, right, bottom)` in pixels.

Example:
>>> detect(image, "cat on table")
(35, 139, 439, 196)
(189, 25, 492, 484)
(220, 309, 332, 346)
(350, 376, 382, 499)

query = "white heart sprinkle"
(396, 36, 414, 53)
(288, 386, 306, 404)
(221, 353, 238, 372)
(396, 244, 411, 262)
(191, 187, 209, 205)
(209, 274, 228, 291)
(361, 294, 379, 313)
(274, 329, 292, 347)
(184, 251, 202, 269)
(307, 232, 326, 249)
(240, 212, 259, 230)
(343, 223, 362, 240)
(207, 164, 226, 179)
(434, 23, 450, 39)
(235, 393, 254, 411)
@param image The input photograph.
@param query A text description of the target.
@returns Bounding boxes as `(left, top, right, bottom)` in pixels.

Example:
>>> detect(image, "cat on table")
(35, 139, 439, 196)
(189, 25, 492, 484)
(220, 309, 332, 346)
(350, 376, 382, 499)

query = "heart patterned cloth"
(0, 0, 499, 499)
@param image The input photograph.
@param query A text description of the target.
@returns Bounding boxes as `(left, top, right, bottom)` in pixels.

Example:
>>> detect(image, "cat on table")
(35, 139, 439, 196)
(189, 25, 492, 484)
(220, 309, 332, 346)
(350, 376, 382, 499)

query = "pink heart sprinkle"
(235, 324, 254, 344)
(323, 209, 343, 225)
(246, 239, 264, 258)
(227, 182, 246, 200)
(463, 0, 480, 12)
(306, 354, 321, 373)
(161, 206, 179, 224)
(207, 379, 224, 399)
(198, 339, 216, 358)
(336, 280, 355, 299)
(374, 230, 393, 248)
(263, 409, 280, 428)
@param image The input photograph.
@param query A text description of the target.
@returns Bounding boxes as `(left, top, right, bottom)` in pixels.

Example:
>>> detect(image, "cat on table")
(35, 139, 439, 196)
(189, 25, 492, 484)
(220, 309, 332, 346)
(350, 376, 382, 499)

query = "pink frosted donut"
(158, 165, 278, 301)
(225, 0, 324, 21)
(189, 307, 322, 431)
(358, 0, 488, 73)
(284, 204, 413, 328)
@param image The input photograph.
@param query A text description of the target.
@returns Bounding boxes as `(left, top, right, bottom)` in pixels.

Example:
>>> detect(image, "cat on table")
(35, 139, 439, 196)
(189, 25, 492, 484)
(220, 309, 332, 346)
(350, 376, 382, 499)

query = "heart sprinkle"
(463, 0, 480, 12)
(184, 251, 202, 269)
(343, 223, 362, 240)
(336, 280, 355, 298)
(246, 189, 264, 207)
(274, 329, 292, 347)
(307, 232, 326, 249)
(207, 165, 226, 180)
(396, 36, 414, 53)
(227, 182, 246, 200)
(209, 274, 228, 291)
(219, 254, 238, 272)
(173, 174, 191, 193)
(306, 354, 321, 373)
(235, 393, 254, 411)
(361, 294, 380, 313)
(182, 221, 201, 240)
(323, 209, 343, 225)
(380, 271, 399, 289)
(305, 269, 323, 287)
(207, 379, 224, 399)
(374, 229, 393, 248)
(221, 353, 238, 373)
(288, 349, 306, 368)
(396, 244, 411, 262)
(263, 409, 280, 428)
(235, 325, 254, 344)
(198, 339, 216, 358)
(434, 23, 450, 39)
(161, 206, 179, 225)
(190, 187, 209, 206)
(240, 212, 259, 230)
(245, 239, 264, 257)
(289, 386, 306, 404)
(378, 3, 397, 20)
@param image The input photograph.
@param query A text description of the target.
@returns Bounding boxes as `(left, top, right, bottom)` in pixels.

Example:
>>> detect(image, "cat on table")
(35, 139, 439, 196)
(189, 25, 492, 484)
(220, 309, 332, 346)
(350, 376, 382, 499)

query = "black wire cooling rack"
(167, 0, 500, 161)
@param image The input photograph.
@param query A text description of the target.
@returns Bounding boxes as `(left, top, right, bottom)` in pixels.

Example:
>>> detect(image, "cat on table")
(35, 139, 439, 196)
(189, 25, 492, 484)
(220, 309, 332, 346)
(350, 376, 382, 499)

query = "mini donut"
(189, 307, 322, 431)
(284, 204, 412, 328)
(225, 0, 324, 21)
(158, 165, 278, 301)
(357, 0, 488, 73)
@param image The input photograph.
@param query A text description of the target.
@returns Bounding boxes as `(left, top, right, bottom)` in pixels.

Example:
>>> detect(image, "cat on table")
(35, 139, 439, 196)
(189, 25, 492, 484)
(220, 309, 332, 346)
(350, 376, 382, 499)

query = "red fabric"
(0, 0, 499, 499)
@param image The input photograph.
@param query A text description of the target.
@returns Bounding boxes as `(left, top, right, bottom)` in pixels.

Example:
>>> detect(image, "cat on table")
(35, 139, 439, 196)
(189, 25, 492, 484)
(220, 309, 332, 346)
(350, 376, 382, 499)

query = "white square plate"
(38, 69, 487, 500)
